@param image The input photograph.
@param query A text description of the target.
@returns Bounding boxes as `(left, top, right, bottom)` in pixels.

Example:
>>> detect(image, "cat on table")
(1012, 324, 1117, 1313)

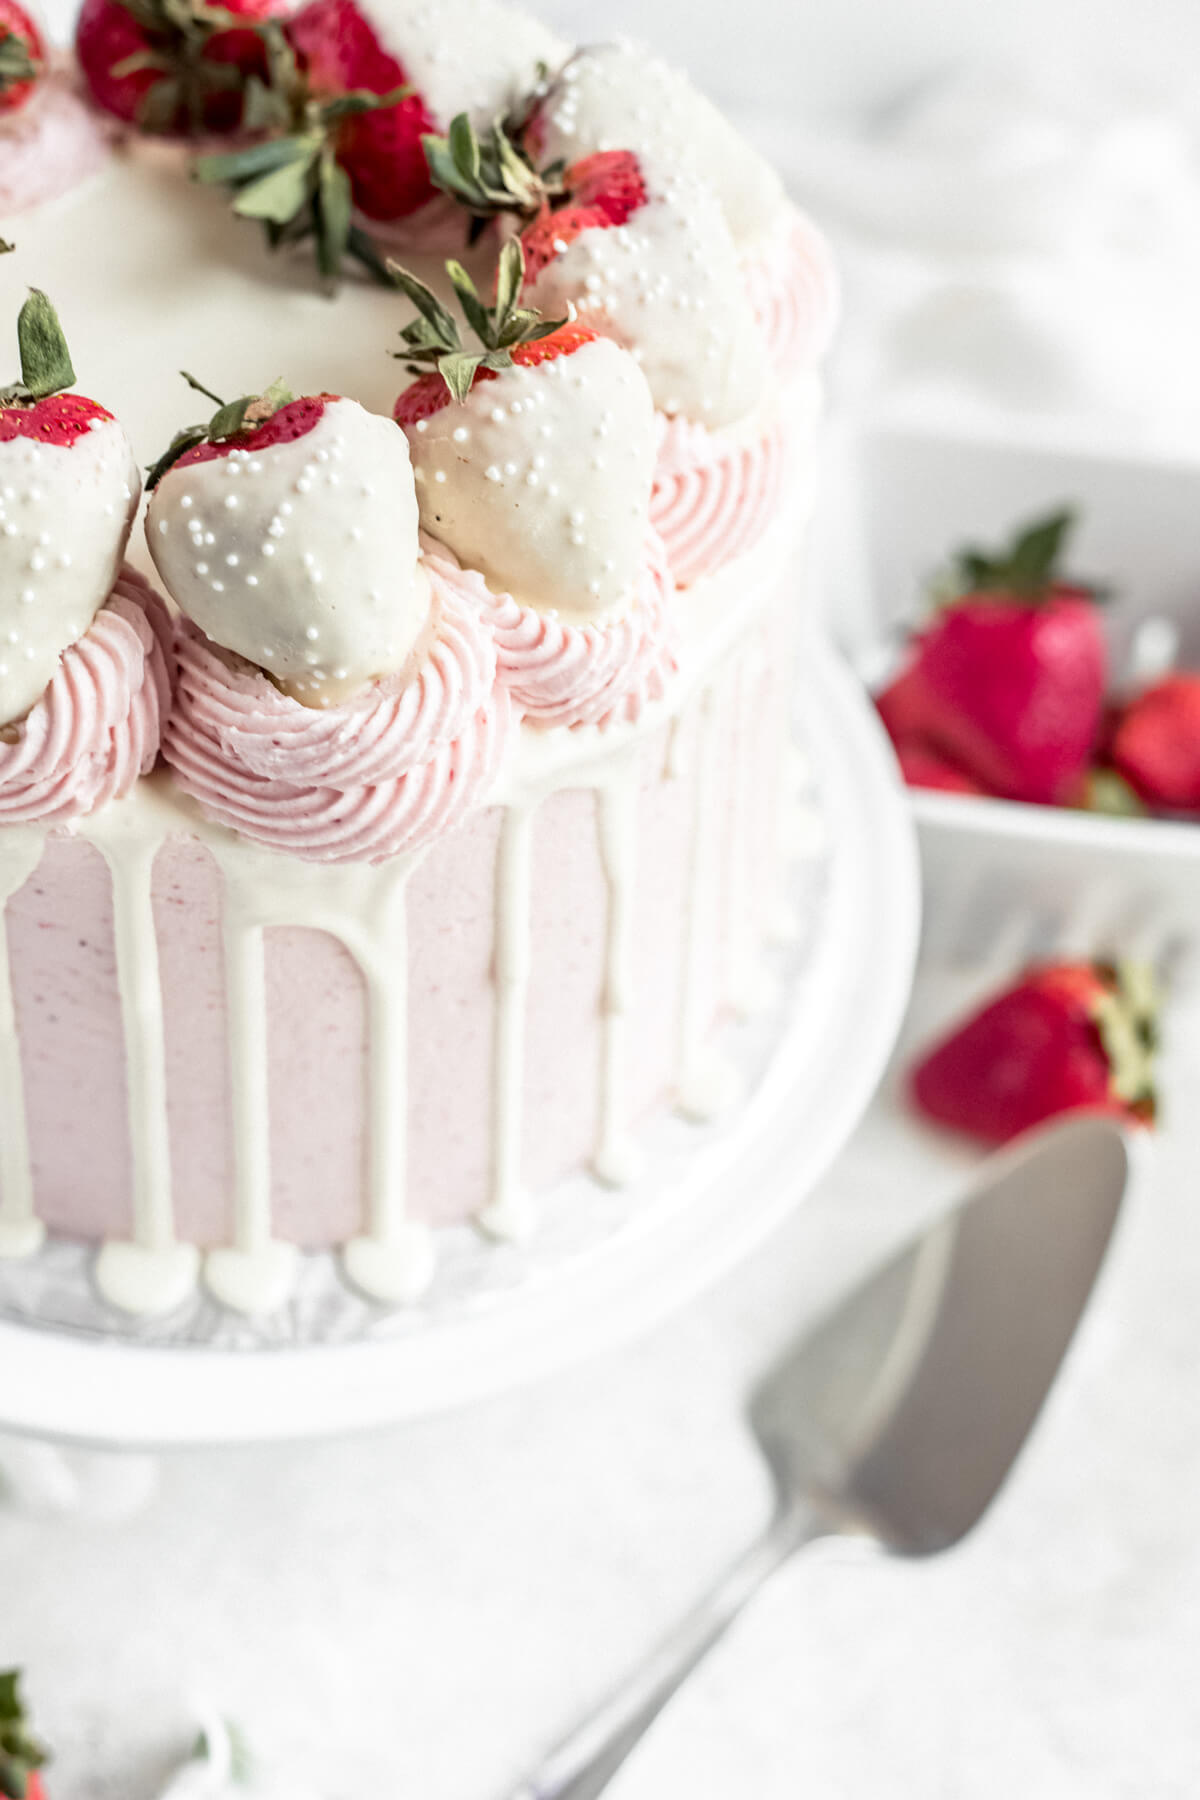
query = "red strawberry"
(391, 244, 657, 622)
(0, 1668, 50, 1798)
(876, 510, 1106, 806)
(911, 960, 1157, 1146)
(1108, 673, 1200, 815)
(0, 0, 43, 114)
(75, 0, 285, 135)
(285, 0, 437, 222)
(520, 150, 648, 281)
(146, 373, 427, 706)
(0, 291, 140, 728)
(893, 738, 985, 796)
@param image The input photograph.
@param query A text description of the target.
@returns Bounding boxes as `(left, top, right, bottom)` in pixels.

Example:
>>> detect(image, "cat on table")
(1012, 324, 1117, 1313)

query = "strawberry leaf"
(316, 150, 352, 285)
(16, 289, 75, 401)
(421, 112, 557, 224)
(232, 149, 318, 223)
(146, 370, 295, 487)
(950, 507, 1078, 602)
(391, 243, 565, 402)
(438, 350, 488, 402)
(0, 1669, 48, 1800)
(0, 28, 40, 92)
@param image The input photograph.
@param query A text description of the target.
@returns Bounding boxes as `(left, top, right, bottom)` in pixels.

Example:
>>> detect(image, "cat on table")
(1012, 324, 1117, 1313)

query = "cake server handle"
(506, 1501, 826, 1800)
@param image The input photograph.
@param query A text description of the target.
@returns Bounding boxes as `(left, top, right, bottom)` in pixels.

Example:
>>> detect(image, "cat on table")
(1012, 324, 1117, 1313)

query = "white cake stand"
(0, 641, 919, 1448)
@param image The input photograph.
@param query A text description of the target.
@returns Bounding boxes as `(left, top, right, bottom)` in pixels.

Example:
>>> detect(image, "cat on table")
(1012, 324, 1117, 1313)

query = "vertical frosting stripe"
(0, 834, 46, 1257)
(593, 762, 641, 1187)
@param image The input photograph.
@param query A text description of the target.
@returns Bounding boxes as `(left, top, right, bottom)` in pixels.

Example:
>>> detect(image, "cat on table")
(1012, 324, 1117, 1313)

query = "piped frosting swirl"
(650, 415, 786, 588)
(425, 532, 680, 731)
(741, 205, 840, 377)
(162, 558, 511, 863)
(0, 566, 173, 824)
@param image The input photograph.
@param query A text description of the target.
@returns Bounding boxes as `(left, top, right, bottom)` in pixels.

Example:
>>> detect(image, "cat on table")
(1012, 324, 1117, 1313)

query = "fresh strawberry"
(75, 0, 287, 134)
(0, 1669, 49, 1799)
(1108, 673, 1200, 815)
(284, 0, 437, 221)
(146, 371, 427, 706)
(422, 112, 765, 427)
(911, 960, 1158, 1146)
(893, 738, 984, 796)
(0, 290, 140, 728)
(0, 0, 43, 115)
(875, 510, 1106, 806)
(391, 242, 657, 620)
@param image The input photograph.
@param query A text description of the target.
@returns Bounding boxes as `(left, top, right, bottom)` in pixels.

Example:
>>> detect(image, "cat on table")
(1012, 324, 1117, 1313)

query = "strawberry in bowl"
(1107, 672, 1200, 817)
(876, 509, 1108, 807)
(911, 960, 1158, 1146)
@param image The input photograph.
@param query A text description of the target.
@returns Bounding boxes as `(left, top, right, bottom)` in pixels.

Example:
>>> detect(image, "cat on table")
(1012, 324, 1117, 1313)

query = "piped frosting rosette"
(162, 559, 512, 864)
(741, 203, 840, 377)
(0, 567, 172, 824)
(422, 530, 680, 731)
(650, 413, 786, 589)
(0, 64, 114, 216)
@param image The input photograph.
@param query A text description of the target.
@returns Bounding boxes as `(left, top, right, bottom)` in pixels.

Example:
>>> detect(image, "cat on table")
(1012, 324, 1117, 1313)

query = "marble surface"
(0, 952, 1197, 1799)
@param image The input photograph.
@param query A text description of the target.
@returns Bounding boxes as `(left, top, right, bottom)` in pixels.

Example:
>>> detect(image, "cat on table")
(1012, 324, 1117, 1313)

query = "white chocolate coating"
(528, 188, 767, 428)
(147, 399, 429, 706)
(535, 41, 787, 247)
(0, 414, 139, 726)
(404, 336, 657, 621)
(374, 0, 567, 130)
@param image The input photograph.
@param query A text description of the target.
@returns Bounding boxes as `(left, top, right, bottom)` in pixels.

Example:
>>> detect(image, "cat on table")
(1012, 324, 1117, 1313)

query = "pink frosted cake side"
(0, 0, 836, 1325)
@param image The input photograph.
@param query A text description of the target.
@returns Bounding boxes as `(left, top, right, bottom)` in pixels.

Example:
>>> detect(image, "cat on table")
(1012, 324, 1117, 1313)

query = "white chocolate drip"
(479, 804, 536, 1241)
(676, 683, 742, 1120)
(0, 831, 46, 1258)
(592, 759, 641, 1186)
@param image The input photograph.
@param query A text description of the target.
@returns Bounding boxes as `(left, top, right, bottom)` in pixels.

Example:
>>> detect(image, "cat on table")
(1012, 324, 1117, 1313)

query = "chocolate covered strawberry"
(392, 242, 657, 620)
(147, 372, 428, 705)
(1108, 673, 1200, 814)
(422, 114, 765, 427)
(523, 41, 786, 248)
(0, 290, 140, 727)
(875, 510, 1106, 806)
(911, 960, 1158, 1146)
(0, 0, 43, 115)
(281, 0, 563, 226)
(0, 1669, 49, 1799)
(75, 0, 286, 134)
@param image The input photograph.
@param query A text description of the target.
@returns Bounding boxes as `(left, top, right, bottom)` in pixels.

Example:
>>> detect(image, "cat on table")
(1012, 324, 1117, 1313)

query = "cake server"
(507, 1111, 1133, 1800)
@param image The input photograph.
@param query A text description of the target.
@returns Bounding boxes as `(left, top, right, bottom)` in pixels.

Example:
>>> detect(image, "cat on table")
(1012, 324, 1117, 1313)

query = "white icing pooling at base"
(0, 831, 47, 1258)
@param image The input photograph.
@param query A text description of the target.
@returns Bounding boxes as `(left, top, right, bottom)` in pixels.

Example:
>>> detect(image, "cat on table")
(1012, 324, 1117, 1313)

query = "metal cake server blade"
(507, 1112, 1134, 1800)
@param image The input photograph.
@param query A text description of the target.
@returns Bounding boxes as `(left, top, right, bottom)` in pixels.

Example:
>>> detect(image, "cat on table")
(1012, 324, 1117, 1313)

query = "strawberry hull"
(75, 0, 285, 133)
(0, 0, 43, 113)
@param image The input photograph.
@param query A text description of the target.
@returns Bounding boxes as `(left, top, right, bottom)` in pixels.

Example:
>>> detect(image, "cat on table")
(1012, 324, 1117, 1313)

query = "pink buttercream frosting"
(0, 566, 173, 825)
(651, 414, 786, 588)
(742, 204, 839, 376)
(0, 66, 115, 215)
(423, 531, 680, 731)
(162, 559, 512, 863)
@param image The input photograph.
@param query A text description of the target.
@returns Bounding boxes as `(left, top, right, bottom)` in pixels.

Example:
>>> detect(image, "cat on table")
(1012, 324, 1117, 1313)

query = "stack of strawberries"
(876, 508, 1200, 819)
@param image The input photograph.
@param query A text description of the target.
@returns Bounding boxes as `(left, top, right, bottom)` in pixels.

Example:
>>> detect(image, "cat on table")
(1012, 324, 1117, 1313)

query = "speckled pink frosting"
(742, 203, 840, 375)
(0, 68, 114, 215)
(426, 531, 680, 730)
(651, 415, 786, 588)
(162, 557, 512, 863)
(0, 566, 172, 824)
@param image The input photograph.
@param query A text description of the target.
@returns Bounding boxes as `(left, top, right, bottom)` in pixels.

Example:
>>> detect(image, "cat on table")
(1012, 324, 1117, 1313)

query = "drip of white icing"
(0, 831, 47, 1258)
(343, 855, 436, 1306)
(725, 644, 776, 1018)
(592, 759, 643, 1186)
(89, 806, 200, 1316)
(478, 804, 536, 1241)
(676, 684, 743, 1121)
